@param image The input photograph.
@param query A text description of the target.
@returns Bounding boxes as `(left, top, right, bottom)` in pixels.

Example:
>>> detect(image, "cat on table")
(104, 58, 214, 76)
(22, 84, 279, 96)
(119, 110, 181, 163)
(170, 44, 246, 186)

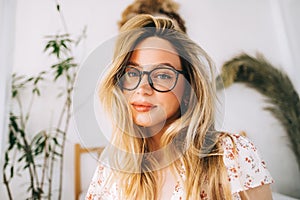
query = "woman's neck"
(145, 109, 181, 151)
(147, 127, 165, 151)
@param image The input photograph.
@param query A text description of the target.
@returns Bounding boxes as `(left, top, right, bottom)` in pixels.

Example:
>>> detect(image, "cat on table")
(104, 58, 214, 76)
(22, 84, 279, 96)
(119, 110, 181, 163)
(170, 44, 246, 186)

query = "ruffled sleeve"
(85, 164, 118, 200)
(221, 134, 274, 194)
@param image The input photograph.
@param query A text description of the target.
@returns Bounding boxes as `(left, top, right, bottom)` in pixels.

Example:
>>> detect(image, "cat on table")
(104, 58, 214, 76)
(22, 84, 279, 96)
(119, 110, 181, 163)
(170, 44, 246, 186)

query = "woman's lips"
(131, 102, 156, 112)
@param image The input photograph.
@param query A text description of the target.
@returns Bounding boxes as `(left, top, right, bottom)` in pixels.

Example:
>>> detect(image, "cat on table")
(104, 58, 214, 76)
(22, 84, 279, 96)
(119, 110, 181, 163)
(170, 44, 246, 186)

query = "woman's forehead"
(129, 37, 181, 69)
(129, 48, 181, 70)
(134, 36, 178, 55)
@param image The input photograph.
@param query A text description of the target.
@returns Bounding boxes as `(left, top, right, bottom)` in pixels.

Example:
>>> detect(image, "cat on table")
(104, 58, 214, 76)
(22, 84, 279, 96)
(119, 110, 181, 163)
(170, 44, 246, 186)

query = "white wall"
(1, 0, 299, 199)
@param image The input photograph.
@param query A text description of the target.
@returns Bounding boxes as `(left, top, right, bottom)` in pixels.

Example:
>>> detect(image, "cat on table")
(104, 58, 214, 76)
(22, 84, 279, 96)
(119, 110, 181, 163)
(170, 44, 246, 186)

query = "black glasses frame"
(120, 66, 185, 92)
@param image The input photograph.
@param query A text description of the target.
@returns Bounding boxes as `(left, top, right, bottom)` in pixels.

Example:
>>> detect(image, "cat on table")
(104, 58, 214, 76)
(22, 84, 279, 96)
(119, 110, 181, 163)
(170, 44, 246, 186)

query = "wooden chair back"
(74, 143, 104, 200)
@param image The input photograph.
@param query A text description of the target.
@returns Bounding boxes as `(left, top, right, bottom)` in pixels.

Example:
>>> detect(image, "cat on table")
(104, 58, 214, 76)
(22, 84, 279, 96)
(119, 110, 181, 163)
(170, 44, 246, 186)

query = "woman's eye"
(156, 73, 172, 79)
(127, 71, 139, 77)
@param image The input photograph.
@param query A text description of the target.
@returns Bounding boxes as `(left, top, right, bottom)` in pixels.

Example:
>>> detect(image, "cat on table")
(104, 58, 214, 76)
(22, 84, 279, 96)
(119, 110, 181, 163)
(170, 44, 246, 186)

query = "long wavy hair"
(99, 14, 232, 200)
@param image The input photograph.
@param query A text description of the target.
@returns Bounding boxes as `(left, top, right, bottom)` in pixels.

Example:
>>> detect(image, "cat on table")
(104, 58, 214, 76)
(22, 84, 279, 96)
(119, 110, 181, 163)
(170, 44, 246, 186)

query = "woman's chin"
(134, 119, 157, 128)
(134, 119, 166, 136)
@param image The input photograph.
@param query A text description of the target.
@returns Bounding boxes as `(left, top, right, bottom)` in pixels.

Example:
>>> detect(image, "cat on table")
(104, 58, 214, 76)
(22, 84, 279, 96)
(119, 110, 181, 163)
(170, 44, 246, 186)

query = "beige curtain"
(0, 1, 16, 198)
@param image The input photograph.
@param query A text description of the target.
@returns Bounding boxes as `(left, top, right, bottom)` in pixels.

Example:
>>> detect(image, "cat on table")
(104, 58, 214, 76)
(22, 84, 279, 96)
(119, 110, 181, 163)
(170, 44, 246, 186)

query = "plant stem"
(58, 106, 70, 200)
(3, 169, 13, 200)
(40, 131, 49, 193)
(54, 0, 68, 33)
(16, 96, 25, 130)
(48, 94, 68, 199)
(57, 78, 74, 200)
(24, 90, 36, 126)
(16, 95, 38, 197)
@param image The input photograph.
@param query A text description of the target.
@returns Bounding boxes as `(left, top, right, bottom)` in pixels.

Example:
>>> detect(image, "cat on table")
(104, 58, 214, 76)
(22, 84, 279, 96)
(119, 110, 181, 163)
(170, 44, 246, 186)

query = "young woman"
(86, 14, 273, 200)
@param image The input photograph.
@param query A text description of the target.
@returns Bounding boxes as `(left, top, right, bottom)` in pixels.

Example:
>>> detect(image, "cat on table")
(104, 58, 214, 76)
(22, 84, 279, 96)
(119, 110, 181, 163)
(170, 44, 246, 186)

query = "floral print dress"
(86, 134, 274, 200)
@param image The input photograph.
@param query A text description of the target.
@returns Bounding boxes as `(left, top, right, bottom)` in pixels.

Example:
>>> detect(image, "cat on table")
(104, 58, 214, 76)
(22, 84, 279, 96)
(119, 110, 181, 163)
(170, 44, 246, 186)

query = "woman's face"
(122, 36, 186, 134)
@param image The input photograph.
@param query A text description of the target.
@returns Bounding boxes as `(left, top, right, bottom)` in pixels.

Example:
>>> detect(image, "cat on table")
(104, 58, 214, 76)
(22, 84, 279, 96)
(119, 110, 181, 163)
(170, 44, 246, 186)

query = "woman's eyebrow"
(159, 63, 177, 69)
(126, 61, 139, 66)
(127, 61, 177, 69)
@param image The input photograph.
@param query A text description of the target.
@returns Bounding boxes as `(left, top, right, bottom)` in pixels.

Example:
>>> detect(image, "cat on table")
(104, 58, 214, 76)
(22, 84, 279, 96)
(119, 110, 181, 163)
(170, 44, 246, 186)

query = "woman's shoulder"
(219, 133, 274, 193)
(220, 133, 258, 154)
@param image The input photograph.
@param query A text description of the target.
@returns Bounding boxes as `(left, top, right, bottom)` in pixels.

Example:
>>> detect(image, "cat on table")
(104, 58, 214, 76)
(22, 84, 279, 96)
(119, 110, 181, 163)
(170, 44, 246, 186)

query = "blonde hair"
(99, 14, 232, 199)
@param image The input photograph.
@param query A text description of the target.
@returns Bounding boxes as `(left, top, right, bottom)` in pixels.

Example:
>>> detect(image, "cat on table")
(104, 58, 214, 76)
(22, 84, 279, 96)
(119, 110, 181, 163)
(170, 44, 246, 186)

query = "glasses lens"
(150, 68, 177, 91)
(120, 67, 140, 90)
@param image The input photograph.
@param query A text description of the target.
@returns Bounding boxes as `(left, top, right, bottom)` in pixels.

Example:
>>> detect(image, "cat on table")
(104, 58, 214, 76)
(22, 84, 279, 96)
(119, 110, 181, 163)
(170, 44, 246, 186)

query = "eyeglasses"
(119, 64, 185, 92)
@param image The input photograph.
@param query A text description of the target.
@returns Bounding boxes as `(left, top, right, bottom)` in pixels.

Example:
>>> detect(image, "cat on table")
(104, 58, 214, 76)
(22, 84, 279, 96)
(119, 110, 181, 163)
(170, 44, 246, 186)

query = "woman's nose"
(136, 74, 153, 95)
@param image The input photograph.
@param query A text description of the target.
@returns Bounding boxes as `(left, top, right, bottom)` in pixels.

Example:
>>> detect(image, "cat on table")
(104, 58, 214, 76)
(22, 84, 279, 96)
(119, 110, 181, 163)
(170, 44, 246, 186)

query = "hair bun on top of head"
(118, 0, 186, 33)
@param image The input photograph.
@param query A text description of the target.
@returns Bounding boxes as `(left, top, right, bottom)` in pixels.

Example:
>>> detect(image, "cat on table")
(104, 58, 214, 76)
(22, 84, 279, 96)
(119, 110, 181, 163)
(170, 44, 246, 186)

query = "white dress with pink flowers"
(86, 134, 274, 200)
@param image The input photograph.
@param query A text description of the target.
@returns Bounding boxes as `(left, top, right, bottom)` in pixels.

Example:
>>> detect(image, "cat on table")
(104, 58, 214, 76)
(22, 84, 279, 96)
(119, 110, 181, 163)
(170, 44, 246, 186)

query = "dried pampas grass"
(217, 53, 300, 170)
